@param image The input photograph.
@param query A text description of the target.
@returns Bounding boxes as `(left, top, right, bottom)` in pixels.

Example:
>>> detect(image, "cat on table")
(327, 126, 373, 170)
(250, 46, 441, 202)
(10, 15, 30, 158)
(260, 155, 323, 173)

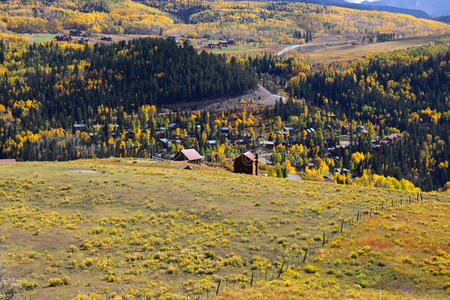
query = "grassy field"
(25, 34, 57, 44)
(204, 43, 277, 54)
(0, 160, 447, 298)
(225, 199, 450, 299)
(302, 36, 445, 64)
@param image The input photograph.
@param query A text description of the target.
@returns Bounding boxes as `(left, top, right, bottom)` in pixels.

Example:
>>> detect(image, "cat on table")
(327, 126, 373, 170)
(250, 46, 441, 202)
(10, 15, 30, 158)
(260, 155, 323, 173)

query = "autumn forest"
(0, 0, 450, 299)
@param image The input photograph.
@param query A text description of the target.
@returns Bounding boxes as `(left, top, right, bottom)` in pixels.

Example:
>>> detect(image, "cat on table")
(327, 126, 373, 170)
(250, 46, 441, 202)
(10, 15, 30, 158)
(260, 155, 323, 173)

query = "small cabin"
(234, 151, 258, 175)
(173, 149, 203, 164)
(55, 34, 72, 42)
(356, 125, 367, 134)
(73, 123, 87, 133)
(70, 29, 83, 36)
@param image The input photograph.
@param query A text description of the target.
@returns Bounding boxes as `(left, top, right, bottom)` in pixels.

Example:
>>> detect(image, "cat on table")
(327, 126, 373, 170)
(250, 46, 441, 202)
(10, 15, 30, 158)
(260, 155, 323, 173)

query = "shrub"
(277, 237, 287, 244)
(83, 258, 94, 267)
(303, 265, 318, 274)
(224, 256, 243, 267)
(48, 278, 63, 287)
(167, 265, 176, 274)
(327, 268, 336, 275)
(204, 250, 216, 259)
(359, 280, 369, 288)
(22, 280, 38, 290)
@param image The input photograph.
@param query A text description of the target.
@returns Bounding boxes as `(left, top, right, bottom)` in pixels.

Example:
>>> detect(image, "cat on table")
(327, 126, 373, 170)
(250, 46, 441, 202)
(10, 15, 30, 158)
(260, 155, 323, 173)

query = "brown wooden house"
(234, 151, 258, 175)
(173, 149, 203, 164)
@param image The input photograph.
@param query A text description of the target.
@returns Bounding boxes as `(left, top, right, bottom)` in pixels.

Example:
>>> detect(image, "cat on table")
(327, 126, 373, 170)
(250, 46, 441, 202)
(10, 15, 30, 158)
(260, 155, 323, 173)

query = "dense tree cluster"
(0, 36, 448, 191)
(0, 37, 256, 127)
(254, 43, 449, 190)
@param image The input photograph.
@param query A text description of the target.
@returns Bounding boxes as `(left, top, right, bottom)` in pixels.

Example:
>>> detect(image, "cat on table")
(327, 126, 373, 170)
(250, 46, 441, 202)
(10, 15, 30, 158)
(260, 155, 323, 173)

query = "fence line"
(176, 192, 429, 299)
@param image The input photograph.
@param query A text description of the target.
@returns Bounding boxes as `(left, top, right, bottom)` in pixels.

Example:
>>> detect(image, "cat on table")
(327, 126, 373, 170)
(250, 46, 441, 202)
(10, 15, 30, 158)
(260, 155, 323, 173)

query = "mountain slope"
(360, 0, 450, 17)
(0, 0, 448, 41)
(305, 0, 431, 19)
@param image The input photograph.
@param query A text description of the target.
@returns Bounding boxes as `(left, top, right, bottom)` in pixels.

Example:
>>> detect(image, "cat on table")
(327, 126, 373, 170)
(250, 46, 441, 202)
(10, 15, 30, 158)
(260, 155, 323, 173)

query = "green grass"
(27, 34, 56, 44)
(206, 43, 273, 54)
(0, 159, 447, 299)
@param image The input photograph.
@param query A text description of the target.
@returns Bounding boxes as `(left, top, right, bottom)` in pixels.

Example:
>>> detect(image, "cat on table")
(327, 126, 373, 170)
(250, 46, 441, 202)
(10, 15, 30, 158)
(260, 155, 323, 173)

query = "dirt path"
(277, 40, 357, 55)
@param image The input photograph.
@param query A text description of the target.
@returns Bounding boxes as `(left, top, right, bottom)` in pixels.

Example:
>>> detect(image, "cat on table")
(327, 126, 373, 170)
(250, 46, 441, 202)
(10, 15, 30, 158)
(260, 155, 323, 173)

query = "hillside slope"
(361, 0, 450, 17)
(221, 199, 450, 299)
(0, 159, 447, 298)
(0, 0, 448, 42)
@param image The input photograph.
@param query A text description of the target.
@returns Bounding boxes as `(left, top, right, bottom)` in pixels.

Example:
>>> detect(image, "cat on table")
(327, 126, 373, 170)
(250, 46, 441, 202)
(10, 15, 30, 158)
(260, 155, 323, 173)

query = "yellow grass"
(303, 36, 445, 64)
(1, 159, 446, 298)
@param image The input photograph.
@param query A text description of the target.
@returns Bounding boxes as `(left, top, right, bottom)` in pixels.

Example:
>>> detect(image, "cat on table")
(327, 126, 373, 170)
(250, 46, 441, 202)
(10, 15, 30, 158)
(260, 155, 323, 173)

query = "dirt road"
(277, 40, 356, 55)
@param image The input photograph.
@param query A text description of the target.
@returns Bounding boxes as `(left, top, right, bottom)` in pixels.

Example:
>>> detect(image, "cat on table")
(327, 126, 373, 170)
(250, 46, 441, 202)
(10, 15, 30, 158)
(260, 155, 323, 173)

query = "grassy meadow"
(0, 160, 448, 299)
(223, 200, 450, 299)
(301, 36, 446, 64)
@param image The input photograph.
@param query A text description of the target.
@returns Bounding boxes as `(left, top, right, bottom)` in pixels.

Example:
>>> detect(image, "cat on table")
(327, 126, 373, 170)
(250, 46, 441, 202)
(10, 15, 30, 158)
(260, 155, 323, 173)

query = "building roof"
(181, 149, 203, 161)
(241, 151, 257, 162)
(0, 159, 16, 163)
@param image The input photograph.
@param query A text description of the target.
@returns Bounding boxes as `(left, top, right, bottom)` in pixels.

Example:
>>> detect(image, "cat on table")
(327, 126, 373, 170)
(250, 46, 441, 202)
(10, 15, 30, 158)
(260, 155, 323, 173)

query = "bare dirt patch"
(169, 84, 285, 111)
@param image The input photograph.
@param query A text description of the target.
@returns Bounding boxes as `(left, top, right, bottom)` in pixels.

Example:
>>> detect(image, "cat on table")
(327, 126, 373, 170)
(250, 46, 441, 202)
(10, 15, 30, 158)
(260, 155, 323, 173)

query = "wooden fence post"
(216, 280, 221, 296)
(303, 248, 308, 263)
(278, 262, 284, 278)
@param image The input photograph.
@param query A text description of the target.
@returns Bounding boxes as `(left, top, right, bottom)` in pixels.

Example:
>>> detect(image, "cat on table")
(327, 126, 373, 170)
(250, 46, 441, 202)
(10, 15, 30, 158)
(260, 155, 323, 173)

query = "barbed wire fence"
(177, 192, 435, 299)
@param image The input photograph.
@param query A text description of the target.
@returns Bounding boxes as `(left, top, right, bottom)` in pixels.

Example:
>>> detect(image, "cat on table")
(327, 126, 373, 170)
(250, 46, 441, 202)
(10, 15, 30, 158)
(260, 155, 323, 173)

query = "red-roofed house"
(173, 149, 203, 164)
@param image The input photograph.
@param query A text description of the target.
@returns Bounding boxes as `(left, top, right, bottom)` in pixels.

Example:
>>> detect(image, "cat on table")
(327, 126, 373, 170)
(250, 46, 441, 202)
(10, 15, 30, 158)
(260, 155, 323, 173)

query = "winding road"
(277, 40, 357, 56)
